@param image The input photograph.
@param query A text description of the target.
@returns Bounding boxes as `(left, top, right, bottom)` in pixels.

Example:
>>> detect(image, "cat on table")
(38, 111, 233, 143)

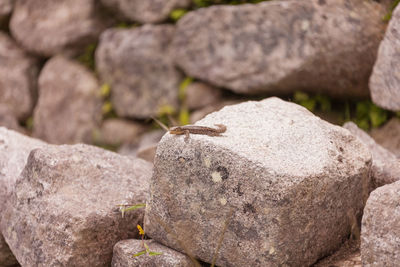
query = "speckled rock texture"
(101, 0, 191, 23)
(361, 181, 400, 266)
(144, 97, 371, 266)
(96, 25, 181, 119)
(343, 122, 400, 189)
(314, 240, 361, 267)
(0, 32, 39, 120)
(370, 118, 400, 157)
(173, 0, 385, 97)
(112, 239, 195, 267)
(0, 0, 13, 28)
(370, 5, 400, 111)
(33, 56, 102, 144)
(10, 0, 112, 57)
(1, 144, 152, 266)
(0, 128, 46, 267)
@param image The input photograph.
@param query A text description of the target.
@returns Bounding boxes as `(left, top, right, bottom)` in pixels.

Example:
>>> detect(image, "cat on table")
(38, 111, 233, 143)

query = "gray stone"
(101, 0, 191, 24)
(370, 5, 400, 111)
(96, 25, 181, 119)
(33, 56, 102, 144)
(173, 0, 385, 97)
(144, 97, 371, 266)
(361, 180, 400, 266)
(370, 118, 400, 158)
(0, 0, 13, 28)
(112, 239, 195, 267)
(186, 82, 222, 110)
(343, 122, 400, 189)
(96, 119, 146, 146)
(0, 32, 39, 120)
(0, 127, 46, 267)
(10, 0, 112, 57)
(1, 144, 152, 266)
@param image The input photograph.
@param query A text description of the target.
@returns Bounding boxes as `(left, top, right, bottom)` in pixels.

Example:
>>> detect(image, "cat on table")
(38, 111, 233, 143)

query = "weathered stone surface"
(1, 144, 152, 266)
(101, 0, 191, 24)
(0, 0, 13, 28)
(186, 82, 221, 110)
(96, 25, 181, 119)
(0, 127, 46, 267)
(361, 181, 400, 266)
(33, 56, 102, 144)
(343, 122, 400, 188)
(0, 32, 39, 120)
(370, 5, 400, 111)
(112, 239, 195, 267)
(0, 106, 25, 134)
(145, 97, 371, 266)
(10, 0, 112, 57)
(173, 0, 385, 97)
(314, 240, 361, 267)
(96, 119, 146, 146)
(370, 118, 400, 158)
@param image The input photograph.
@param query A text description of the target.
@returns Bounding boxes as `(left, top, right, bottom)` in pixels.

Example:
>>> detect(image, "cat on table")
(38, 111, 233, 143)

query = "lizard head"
(169, 126, 185, 135)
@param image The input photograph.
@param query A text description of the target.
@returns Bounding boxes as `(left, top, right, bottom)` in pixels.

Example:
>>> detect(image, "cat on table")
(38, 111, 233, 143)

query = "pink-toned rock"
(33, 56, 102, 144)
(370, 118, 400, 158)
(0, 0, 13, 28)
(1, 144, 152, 266)
(186, 82, 222, 110)
(112, 239, 195, 267)
(97, 119, 146, 146)
(0, 32, 39, 120)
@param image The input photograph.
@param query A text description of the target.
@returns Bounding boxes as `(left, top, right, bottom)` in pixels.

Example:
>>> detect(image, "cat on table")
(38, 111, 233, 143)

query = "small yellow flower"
(137, 225, 145, 236)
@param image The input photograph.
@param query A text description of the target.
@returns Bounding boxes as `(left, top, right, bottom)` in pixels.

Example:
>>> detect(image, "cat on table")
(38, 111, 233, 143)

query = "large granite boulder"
(145, 97, 371, 266)
(1, 144, 152, 266)
(172, 0, 385, 97)
(0, 128, 46, 267)
(370, 5, 400, 111)
(33, 56, 102, 144)
(96, 25, 181, 119)
(0, 32, 39, 120)
(361, 180, 400, 266)
(10, 0, 112, 57)
(343, 122, 400, 189)
(101, 0, 191, 23)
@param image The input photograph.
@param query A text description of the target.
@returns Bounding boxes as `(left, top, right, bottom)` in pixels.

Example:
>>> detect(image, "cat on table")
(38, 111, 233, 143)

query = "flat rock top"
(162, 98, 369, 178)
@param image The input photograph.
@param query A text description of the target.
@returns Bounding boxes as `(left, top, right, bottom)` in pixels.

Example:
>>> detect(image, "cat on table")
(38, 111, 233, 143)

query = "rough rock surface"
(96, 25, 181, 119)
(314, 240, 361, 267)
(0, 0, 12, 27)
(370, 118, 400, 158)
(96, 119, 146, 146)
(0, 32, 39, 120)
(101, 0, 191, 24)
(112, 239, 195, 267)
(361, 181, 400, 266)
(343, 122, 400, 188)
(145, 97, 371, 266)
(1, 144, 152, 266)
(186, 82, 221, 110)
(370, 5, 400, 111)
(33, 56, 102, 144)
(173, 0, 385, 97)
(10, 0, 112, 57)
(0, 127, 46, 267)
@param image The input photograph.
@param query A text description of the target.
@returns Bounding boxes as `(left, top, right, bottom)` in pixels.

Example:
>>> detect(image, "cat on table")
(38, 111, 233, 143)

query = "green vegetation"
(383, 0, 400, 21)
(76, 43, 96, 70)
(193, 0, 268, 7)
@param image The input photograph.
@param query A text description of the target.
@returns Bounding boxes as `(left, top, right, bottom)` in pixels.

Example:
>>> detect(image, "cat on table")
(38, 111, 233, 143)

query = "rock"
(361, 180, 400, 266)
(144, 97, 371, 266)
(189, 100, 238, 123)
(1, 144, 152, 266)
(101, 0, 191, 24)
(96, 119, 146, 146)
(343, 122, 400, 188)
(173, 0, 385, 97)
(186, 82, 222, 110)
(0, 0, 13, 28)
(0, 106, 26, 134)
(370, 118, 400, 158)
(33, 56, 102, 144)
(10, 0, 112, 57)
(0, 127, 46, 267)
(112, 239, 195, 267)
(370, 5, 400, 111)
(313, 240, 361, 267)
(96, 25, 181, 119)
(0, 32, 39, 120)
